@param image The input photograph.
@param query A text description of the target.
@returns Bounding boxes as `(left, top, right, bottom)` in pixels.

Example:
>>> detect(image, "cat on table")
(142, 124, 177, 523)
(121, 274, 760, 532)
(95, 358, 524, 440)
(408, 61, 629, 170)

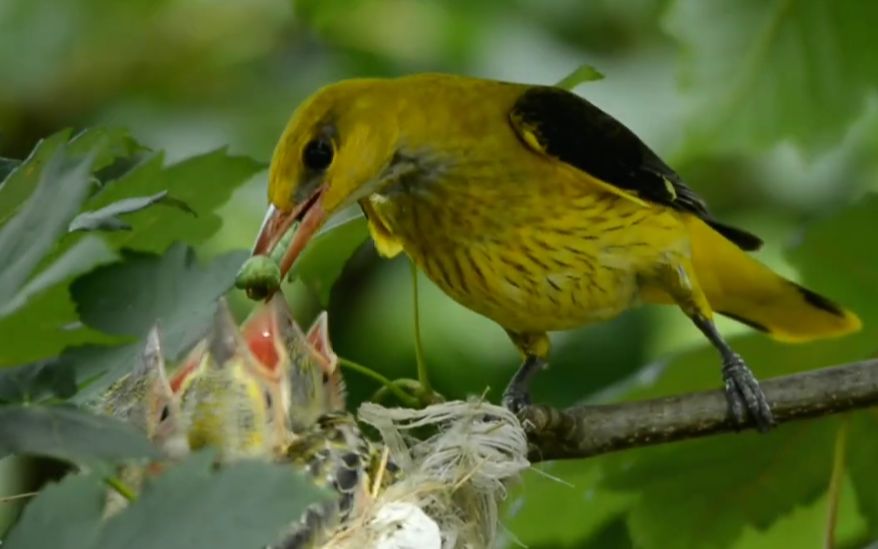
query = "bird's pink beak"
(250, 186, 327, 284)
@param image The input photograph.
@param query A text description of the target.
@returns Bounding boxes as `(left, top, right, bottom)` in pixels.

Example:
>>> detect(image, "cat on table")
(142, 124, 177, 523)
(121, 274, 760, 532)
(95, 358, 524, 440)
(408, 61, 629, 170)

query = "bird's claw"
(502, 390, 540, 433)
(722, 354, 775, 432)
(501, 387, 531, 416)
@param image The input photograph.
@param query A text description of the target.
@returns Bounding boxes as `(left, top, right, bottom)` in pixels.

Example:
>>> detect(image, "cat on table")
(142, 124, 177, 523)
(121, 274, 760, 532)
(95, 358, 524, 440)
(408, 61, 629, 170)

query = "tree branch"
(524, 358, 878, 462)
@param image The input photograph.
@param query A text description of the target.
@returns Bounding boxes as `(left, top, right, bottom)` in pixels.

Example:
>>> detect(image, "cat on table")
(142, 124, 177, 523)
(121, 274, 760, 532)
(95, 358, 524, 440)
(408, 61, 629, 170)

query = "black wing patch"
(510, 86, 762, 251)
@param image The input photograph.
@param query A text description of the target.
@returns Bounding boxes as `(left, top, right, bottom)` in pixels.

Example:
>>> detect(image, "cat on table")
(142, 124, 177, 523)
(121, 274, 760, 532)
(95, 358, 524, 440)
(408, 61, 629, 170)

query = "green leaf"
(71, 244, 248, 360)
(96, 451, 330, 549)
(0, 138, 259, 367)
(847, 411, 878, 537)
(292, 208, 369, 305)
(0, 360, 76, 404)
(603, 418, 838, 549)
(6, 452, 327, 549)
(505, 460, 634, 547)
(64, 343, 142, 406)
(580, 515, 635, 549)
(0, 405, 158, 462)
(69, 191, 196, 233)
(0, 128, 143, 227)
(785, 192, 878, 540)
(555, 63, 606, 91)
(0, 135, 130, 366)
(787, 193, 878, 328)
(0, 236, 117, 317)
(67, 127, 146, 174)
(0, 130, 72, 226)
(786, 195, 878, 537)
(595, 339, 873, 547)
(730, 458, 868, 548)
(0, 156, 20, 181)
(0, 145, 95, 308)
(0, 283, 124, 368)
(80, 148, 263, 253)
(665, 0, 878, 154)
(4, 472, 105, 549)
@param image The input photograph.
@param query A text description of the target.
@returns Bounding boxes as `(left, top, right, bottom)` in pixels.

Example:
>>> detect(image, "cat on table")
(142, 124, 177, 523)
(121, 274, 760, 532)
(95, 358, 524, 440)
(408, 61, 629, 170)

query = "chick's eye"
(302, 139, 334, 171)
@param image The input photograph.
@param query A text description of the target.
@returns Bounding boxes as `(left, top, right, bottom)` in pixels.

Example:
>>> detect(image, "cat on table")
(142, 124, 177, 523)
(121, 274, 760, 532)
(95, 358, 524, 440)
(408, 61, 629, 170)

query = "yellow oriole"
(250, 73, 861, 430)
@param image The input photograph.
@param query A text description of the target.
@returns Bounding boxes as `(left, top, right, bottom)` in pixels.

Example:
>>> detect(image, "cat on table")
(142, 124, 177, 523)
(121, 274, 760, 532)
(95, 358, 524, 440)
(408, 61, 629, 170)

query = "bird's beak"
(250, 185, 327, 280)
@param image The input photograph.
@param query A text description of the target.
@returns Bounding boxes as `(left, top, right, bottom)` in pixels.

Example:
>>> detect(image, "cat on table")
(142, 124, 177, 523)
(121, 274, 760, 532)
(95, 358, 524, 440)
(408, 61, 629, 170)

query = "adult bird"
(250, 73, 860, 430)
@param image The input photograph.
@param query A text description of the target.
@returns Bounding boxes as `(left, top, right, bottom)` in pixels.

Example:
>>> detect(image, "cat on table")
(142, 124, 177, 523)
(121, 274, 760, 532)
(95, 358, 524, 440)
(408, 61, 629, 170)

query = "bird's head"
(251, 79, 400, 278)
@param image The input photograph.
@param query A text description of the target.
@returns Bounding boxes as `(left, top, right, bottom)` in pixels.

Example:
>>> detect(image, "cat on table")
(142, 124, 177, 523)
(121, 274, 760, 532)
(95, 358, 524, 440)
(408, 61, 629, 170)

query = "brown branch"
(524, 358, 878, 462)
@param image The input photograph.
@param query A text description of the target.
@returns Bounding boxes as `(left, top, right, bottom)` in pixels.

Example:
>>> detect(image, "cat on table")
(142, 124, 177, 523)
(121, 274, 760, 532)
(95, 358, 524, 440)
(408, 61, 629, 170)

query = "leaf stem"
(824, 417, 849, 549)
(104, 475, 136, 502)
(0, 491, 38, 503)
(337, 357, 419, 407)
(410, 260, 431, 395)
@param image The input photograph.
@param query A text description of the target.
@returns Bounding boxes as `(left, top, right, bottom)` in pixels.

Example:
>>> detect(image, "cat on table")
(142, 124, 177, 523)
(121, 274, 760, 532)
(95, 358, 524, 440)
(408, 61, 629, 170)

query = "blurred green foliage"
(4, 451, 328, 549)
(1, 0, 877, 547)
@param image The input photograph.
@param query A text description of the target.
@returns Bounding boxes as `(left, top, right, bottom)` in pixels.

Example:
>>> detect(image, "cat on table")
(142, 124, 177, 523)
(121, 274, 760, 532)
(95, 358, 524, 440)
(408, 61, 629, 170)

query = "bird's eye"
(302, 139, 334, 171)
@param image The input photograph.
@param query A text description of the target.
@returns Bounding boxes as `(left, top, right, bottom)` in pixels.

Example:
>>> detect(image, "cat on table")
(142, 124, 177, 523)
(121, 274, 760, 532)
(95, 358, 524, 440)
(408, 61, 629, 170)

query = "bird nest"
(94, 295, 529, 548)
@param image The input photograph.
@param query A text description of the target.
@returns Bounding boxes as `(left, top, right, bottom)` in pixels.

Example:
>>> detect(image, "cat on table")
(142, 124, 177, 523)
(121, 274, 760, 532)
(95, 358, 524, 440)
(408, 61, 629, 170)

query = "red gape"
(306, 312, 337, 373)
(241, 308, 280, 373)
(169, 346, 204, 394)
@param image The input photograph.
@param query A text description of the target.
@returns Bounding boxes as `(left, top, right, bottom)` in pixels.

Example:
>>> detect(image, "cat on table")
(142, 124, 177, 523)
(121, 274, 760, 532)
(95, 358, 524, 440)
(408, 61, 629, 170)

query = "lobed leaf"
(0, 236, 117, 318)
(79, 148, 263, 253)
(603, 419, 837, 549)
(0, 405, 158, 462)
(0, 128, 142, 227)
(0, 360, 76, 404)
(0, 130, 73, 226)
(69, 191, 196, 233)
(97, 451, 330, 549)
(71, 244, 248, 361)
(0, 146, 95, 309)
(5, 452, 329, 549)
(0, 284, 124, 368)
(3, 472, 105, 549)
(0, 137, 260, 367)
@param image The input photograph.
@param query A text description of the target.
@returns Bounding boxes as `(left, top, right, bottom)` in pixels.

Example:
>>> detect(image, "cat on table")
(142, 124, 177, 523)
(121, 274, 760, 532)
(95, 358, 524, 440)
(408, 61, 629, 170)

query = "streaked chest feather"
(366, 156, 690, 332)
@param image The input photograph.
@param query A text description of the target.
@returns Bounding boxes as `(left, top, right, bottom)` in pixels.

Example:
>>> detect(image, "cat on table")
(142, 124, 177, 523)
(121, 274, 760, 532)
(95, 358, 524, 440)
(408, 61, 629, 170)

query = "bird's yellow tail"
(685, 216, 861, 342)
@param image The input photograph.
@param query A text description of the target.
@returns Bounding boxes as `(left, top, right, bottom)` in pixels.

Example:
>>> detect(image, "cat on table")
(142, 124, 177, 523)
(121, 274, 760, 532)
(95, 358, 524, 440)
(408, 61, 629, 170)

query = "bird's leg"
(501, 354, 547, 413)
(502, 331, 550, 413)
(690, 315, 775, 431)
(657, 261, 775, 432)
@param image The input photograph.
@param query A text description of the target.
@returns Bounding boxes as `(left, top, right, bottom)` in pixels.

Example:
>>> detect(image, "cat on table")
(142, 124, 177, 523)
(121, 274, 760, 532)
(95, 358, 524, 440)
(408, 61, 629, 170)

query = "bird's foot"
(502, 353, 545, 431)
(722, 353, 775, 432)
(501, 386, 531, 416)
(502, 388, 541, 433)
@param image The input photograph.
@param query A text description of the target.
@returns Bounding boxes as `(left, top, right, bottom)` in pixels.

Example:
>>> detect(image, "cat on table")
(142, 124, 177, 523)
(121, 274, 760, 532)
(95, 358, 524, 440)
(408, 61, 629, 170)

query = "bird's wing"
(509, 86, 762, 250)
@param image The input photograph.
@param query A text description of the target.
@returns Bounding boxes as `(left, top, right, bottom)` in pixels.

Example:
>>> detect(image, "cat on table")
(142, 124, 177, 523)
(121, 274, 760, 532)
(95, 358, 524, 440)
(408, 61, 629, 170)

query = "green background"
(1, 0, 877, 547)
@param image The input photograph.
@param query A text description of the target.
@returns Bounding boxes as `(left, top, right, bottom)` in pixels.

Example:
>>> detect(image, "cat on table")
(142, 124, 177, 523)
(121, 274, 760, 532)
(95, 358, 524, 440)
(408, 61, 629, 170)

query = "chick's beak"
(251, 185, 327, 280)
